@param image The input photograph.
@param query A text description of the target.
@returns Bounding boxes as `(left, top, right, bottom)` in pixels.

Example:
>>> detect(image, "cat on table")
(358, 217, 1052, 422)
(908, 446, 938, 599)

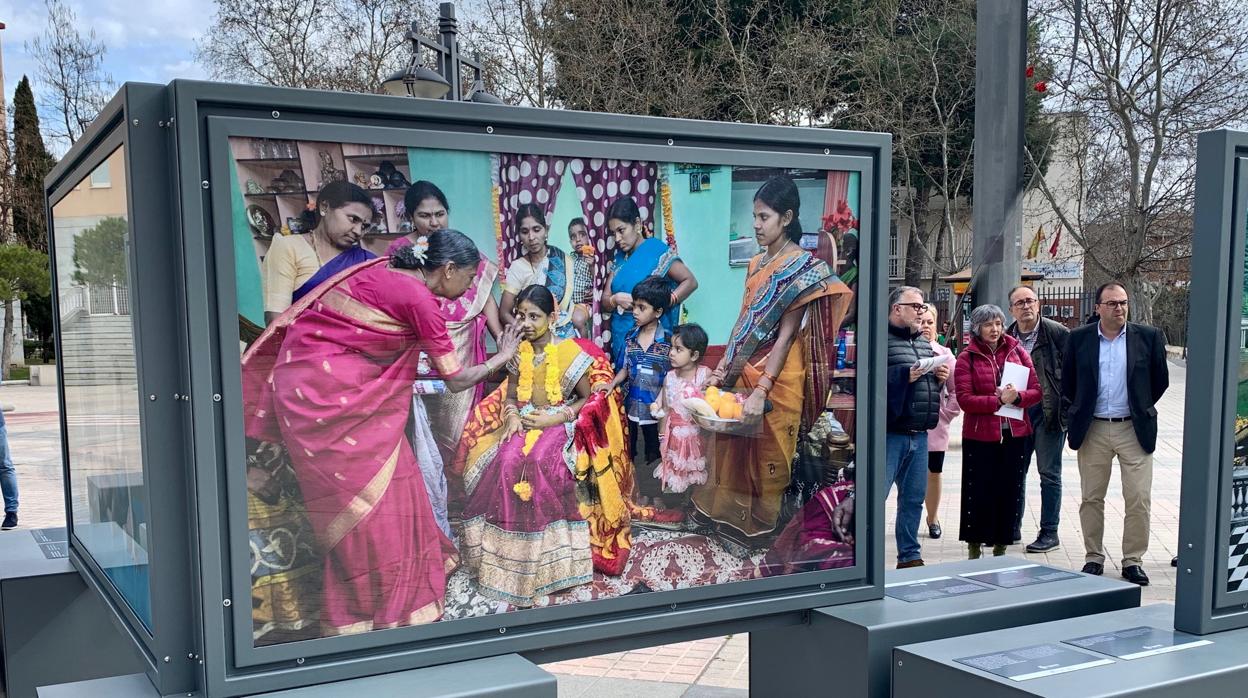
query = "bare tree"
(196, 0, 431, 93)
(25, 0, 115, 151)
(1027, 0, 1248, 323)
(461, 0, 558, 107)
(844, 0, 977, 290)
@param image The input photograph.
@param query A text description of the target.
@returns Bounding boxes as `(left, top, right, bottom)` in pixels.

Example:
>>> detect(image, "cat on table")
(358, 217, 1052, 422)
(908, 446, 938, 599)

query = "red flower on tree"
(1033, 81, 1048, 93)
(1026, 65, 1035, 78)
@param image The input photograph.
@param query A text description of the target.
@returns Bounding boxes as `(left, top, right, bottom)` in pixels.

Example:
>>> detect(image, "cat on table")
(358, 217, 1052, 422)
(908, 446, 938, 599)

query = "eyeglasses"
(1098, 300, 1129, 309)
(894, 302, 927, 312)
(1011, 298, 1038, 308)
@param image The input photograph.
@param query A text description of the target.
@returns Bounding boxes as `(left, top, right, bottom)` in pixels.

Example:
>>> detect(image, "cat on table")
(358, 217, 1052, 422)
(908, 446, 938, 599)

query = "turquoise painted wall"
(545, 165, 589, 252)
(661, 164, 738, 342)
(230, 165, 264, 326)
(406, 148, 497, 262)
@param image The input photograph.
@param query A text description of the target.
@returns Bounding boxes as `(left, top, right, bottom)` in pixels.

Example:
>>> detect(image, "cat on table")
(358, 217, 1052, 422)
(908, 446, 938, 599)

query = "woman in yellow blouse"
(262, 181, 376, 324)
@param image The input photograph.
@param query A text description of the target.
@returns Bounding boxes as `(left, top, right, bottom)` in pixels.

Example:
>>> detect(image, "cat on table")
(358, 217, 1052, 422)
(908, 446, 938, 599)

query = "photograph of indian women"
(229, 136, 863, 644)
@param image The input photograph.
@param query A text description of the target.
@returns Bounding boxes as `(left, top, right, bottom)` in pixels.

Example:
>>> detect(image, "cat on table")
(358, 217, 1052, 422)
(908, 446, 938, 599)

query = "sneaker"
(2, 512, 17, 530)
(1026, 532, 1060, 553)
(896, 559, 925, 569)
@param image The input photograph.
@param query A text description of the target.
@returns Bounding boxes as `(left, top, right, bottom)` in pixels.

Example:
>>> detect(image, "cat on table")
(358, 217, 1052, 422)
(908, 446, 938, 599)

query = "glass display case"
(1177, 129, 1248, 635)
(45, 80, 891, 696)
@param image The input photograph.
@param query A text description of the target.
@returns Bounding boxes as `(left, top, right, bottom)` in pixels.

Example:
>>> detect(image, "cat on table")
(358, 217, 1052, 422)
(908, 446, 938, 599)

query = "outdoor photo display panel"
(1230, 165, 1248, 594)
(229, 136, 862, 644)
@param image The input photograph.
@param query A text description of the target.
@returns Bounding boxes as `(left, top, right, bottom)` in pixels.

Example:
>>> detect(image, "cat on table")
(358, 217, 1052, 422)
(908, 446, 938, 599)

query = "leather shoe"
(1080, 562, 1104, 576)
(928, 522, 942, 539)
(1122, 565, 1150, 586)
(896, 559, 925, 569)
(1026, 532, 1060, 553)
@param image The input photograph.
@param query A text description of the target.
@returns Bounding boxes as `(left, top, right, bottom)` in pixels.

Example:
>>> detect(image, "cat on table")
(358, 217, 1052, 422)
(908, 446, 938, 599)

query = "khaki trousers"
(1077, 419, 1152, 567)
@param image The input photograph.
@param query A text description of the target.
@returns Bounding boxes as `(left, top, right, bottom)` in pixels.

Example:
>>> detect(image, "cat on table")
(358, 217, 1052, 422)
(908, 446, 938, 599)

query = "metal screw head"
(898, 660, 903, 667)
(666, 138, 675, 146)
(163, 656, 171, 663)
(1186, 568, 1192, 574)
(222, 598, 232, 607)
(670, 603, 677, 610)
(824, 148, 831, 155)
(486, 126, 494, 134)
(296, 658, 305, 665)
(172, 393, 181, 400)
(201, 180, 210, 190)
(271, 110, 281, 119)
(158, 120, 166, 127)
(819, 583, 826, 589)
(1188, 543, 1194, 549)
(133, 119, 140, 126)
(499, 627, 506, 634)
(188, 653, 195, 659)
(213, 393, 222, 402)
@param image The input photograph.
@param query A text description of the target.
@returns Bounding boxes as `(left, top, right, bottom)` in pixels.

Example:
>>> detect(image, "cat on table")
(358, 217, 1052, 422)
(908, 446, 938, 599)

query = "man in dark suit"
(1062, 282, 1169, 586)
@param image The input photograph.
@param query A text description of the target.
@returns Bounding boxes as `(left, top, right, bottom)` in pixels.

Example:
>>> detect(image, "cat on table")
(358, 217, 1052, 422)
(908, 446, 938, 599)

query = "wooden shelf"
(344, 152, 407, 161)
(235, 157, 302, 166)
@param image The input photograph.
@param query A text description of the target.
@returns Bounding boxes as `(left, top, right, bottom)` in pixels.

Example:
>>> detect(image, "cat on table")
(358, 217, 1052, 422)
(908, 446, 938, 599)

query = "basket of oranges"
(682, 386, 760, 436)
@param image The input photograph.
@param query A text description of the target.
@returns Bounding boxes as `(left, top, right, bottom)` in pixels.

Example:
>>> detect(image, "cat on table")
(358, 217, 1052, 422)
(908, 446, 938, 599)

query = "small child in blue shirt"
(609, 276, 673, 506)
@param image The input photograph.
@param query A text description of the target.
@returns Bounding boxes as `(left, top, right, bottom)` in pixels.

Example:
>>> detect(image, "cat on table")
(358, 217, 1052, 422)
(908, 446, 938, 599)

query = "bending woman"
(262, 180, 376, 325)
(693, 175, 852, 550)
(242, 230, 521, 636)
(601, 195, 697, 368)
(456, 285, 635, 604)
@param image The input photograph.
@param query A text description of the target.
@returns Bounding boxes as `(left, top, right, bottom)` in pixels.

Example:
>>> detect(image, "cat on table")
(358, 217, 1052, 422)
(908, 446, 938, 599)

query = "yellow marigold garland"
(492, 184, 506, 285)
(660, 176, 677, 251)
(515, 341, 562, 472)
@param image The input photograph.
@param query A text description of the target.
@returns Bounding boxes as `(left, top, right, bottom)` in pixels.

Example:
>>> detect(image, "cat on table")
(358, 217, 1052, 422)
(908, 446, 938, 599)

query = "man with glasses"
(1006, 286, 1070, 553)
(1062, 282, 1169, 585)
(886, 286, 948, 568)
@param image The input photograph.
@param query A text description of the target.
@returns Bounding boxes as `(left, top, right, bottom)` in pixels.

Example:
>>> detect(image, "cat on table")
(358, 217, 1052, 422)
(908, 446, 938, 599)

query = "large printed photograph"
(1231, 218, 1248, 593)
(228, 137, 863, 644)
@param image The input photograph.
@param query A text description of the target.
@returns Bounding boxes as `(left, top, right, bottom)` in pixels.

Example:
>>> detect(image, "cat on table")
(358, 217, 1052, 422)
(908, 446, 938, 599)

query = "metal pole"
(438, 2, 461, 102)
(971, 0, 1028, 311)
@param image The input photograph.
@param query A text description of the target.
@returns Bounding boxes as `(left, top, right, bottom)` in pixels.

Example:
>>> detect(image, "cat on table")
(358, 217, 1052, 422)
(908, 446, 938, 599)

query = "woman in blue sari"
(262, 180, 377, 325)
(601, 196, 698, 368)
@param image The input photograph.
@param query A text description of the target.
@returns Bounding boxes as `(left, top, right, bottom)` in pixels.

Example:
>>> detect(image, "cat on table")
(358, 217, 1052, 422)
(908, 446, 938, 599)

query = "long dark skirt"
(959, 434, 1027, 545)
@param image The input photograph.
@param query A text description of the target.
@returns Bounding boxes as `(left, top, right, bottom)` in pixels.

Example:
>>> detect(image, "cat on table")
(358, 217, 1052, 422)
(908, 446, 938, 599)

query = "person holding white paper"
(954, 304, 1042, 559)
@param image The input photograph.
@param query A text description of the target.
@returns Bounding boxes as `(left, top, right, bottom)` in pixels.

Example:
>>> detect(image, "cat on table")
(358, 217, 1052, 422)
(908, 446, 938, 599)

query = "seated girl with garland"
(454, 285, 634, 607)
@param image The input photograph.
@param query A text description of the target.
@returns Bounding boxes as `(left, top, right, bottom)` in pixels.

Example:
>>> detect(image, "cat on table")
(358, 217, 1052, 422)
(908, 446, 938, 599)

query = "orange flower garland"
(660, 176, 677, 251)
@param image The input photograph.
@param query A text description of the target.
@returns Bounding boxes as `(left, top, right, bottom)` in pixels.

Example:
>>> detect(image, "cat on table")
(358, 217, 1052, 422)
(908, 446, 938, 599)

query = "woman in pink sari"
(243, 230, 521, 636)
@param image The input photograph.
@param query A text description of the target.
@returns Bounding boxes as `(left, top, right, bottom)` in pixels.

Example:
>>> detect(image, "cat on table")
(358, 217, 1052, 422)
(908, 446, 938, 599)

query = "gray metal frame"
(44, 83, 200, 695)
(48, 79, 891, 696)
(1176, 129, 1248, 635)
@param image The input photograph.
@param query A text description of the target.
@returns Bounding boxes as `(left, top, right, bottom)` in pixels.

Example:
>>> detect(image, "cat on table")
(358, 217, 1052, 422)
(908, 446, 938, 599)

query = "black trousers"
(959, 434, 1028, 545)
(630, 421, 662, 498)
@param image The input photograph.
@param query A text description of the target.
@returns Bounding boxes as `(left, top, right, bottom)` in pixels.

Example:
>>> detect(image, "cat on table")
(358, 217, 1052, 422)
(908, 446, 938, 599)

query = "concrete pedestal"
(38, 654, 555, 698)
(893, 603, 1248, 697)
(0, 527, 144, 698)
(750, 556, 1141, 698)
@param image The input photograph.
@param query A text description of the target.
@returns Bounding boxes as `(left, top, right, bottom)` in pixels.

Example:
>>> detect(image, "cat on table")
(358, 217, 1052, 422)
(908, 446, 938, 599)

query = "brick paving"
(0, 360, 1189, 696)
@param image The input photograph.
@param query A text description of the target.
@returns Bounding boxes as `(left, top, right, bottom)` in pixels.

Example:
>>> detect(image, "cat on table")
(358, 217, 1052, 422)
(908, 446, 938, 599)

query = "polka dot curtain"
(571, 158, 658, 344)
(495, 153, 569, 267)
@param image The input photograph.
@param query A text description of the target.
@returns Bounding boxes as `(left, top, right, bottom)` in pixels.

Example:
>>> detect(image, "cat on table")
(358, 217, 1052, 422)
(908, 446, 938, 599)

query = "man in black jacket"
(886, 286, 948, 568)
(1007, 286, 1070, 553)
(1062, 282, 1169, 586)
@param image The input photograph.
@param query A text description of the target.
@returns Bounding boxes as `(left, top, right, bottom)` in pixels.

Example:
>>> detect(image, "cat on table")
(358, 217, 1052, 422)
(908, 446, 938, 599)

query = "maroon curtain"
(569, 158, 658, 341)
(496, 154, 569, 269)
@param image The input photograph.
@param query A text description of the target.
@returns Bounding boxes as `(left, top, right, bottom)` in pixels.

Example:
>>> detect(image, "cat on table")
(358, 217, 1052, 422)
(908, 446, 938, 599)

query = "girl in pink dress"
(650, 324, 711, 508)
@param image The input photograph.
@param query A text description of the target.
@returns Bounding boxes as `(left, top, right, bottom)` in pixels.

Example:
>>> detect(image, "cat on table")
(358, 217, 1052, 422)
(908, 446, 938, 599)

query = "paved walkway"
(0, 360, 1188, 696)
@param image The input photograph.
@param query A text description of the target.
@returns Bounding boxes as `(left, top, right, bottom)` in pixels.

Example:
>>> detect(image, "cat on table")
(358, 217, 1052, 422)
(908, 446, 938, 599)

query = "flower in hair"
(412, 236, 430, 264)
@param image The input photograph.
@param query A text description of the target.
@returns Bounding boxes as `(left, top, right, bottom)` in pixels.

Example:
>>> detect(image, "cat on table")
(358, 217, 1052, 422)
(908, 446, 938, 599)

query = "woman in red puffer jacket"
(954, 304, 1042, 559)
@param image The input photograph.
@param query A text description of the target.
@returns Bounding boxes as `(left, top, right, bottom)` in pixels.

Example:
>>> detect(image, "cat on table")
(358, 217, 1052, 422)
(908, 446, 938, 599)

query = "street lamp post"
(382, 2, 502, 104)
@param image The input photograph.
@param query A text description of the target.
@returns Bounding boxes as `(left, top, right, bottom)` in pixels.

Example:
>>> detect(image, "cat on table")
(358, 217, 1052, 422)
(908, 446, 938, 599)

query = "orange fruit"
(716, 401, 736, 418)
(705, 386, 721, 403)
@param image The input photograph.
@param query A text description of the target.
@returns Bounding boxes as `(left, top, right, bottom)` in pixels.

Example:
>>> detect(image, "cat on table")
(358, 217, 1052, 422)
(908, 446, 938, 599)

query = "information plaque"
(1063, 626, 1212, 660)
(960, 564, 1080, 589)
(884, 576, 994, 603)
(954, 643, 1113, 682)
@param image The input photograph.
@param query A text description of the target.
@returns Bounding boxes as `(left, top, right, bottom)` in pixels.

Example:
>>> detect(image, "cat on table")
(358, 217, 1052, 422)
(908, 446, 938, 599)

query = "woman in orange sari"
(694, 175, 852, 550)
(242, 230, 521, 636)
